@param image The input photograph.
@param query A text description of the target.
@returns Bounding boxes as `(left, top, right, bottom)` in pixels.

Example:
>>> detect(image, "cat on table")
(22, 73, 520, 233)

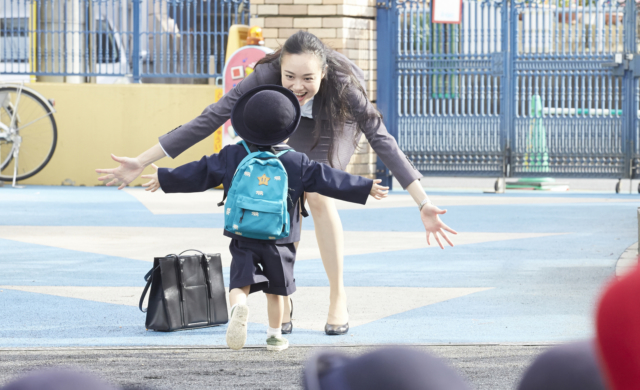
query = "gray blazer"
(158, 53, 422, 188)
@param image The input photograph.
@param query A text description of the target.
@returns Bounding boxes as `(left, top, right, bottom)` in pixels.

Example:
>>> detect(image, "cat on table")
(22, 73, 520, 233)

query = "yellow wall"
(18, 83, 221, 186)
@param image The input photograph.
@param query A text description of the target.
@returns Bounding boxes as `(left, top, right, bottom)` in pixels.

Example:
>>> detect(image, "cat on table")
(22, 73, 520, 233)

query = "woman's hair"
(255, 30, 380, 168)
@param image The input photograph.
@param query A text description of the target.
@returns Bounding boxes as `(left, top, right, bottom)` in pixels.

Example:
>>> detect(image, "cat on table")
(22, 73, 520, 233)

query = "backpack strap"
(217, 193, 226, 207)
(240, 140, 251, 154)
(271, 147, 309, 217)
(275, 149, 292, 158)
(218, 141, 263, 207)
(300, 193, 309, 218)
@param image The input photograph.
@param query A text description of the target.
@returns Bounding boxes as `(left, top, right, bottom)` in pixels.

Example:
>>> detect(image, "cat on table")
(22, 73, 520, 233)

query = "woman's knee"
(306, 193, 335, 217)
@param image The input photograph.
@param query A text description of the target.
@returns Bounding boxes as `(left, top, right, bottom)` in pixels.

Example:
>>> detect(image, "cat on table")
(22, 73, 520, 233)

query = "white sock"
(267, 326, 281, 338)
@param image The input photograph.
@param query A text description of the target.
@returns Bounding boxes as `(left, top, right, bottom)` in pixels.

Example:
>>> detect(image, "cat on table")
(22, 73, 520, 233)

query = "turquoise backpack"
(221, 141, 292, 240)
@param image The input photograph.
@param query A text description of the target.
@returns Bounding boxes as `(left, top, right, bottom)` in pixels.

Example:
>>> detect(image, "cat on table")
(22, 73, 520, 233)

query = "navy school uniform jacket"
(158, 143, 374, 245)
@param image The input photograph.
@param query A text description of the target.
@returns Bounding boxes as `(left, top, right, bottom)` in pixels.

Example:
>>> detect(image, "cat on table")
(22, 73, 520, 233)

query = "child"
(141, 85, 388, 351)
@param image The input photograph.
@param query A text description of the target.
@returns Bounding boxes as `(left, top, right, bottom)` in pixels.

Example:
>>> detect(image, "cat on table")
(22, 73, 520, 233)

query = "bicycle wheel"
(0, 86, 57, 181)
(0, 106, 15, 170)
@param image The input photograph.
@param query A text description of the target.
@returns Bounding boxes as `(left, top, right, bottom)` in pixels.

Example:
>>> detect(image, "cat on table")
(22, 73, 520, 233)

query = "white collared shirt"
(300, 97, 314, 119)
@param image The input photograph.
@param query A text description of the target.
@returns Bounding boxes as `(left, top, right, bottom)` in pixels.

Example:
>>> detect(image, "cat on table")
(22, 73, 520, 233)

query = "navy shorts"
(228, 239, 296, 296)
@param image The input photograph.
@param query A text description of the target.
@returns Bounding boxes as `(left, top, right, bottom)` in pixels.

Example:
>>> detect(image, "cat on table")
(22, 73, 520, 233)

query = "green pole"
(525, 95, 550, 173)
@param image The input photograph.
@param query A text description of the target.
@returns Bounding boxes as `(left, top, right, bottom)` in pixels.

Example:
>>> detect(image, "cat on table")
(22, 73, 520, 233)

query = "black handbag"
(139, 250, 228, 331)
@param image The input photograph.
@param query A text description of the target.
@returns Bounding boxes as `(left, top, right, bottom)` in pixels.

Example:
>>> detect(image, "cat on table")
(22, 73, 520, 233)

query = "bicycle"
(0, 83, 57, 187)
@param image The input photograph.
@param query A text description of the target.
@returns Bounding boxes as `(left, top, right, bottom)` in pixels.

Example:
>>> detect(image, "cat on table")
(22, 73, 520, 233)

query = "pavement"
(0, 178, 638, 388)
(0, 345, 549, 390)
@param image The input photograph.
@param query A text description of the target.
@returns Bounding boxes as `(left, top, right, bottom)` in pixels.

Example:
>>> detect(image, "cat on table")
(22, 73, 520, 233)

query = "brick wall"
(249, 1, 378, 179)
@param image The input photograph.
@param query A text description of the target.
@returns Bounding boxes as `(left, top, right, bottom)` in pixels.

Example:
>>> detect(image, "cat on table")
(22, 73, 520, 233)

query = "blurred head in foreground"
(303, 347, 472, 390)
(517, 340, 607, 390)
(0, 368, 120, 390)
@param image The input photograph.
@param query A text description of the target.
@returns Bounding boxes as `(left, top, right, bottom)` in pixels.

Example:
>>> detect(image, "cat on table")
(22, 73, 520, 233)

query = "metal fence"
(377, 0, 640, 183)
(0, 0, 250, 81)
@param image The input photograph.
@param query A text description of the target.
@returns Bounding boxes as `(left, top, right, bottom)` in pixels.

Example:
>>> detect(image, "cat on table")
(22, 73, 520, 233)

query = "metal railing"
(0, 0, 250, 82)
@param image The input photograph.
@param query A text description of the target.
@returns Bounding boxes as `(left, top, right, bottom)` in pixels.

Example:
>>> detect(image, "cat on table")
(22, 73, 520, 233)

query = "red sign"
(222, 46, 274, 147)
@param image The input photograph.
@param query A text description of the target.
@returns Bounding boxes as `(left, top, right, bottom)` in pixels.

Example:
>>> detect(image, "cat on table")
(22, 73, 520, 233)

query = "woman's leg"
(282, 289, 293, 323)
(306, 192, 348, 325)
(282, 209, 304, 324)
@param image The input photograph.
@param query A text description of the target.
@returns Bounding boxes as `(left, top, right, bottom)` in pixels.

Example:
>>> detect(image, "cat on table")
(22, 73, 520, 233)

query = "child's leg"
(266, 293, 284, 329)
(226, 286, 251, 351)
(265, 293, 289, 351)
(229, 286, 250, 307)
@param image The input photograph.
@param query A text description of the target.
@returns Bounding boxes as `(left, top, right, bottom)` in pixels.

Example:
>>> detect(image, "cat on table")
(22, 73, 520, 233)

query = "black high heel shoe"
(281, 297, 293, 334)
(324, 322, 349, 335)
(324, 308, 349, 335)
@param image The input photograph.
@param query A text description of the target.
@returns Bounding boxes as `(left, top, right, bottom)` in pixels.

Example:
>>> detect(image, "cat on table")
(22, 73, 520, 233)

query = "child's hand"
(141, 164, 160, 192)
(369, 179, 389, 200)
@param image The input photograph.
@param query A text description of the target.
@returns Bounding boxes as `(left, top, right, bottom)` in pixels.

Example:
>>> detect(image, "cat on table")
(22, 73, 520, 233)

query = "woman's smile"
(292, 91, 308, 103)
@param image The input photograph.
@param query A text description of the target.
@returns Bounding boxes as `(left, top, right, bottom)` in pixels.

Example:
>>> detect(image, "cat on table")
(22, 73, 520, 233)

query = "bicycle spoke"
(16, 112, 55, 132)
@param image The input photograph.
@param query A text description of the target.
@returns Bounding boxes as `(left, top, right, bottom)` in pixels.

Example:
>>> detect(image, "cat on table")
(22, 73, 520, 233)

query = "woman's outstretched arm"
(406, 179, 457, 249)
(342, 68, 457, 248)
(95, 64, 274, 189)
(95, 143, 166, 190)
(350, 95, 458, 247)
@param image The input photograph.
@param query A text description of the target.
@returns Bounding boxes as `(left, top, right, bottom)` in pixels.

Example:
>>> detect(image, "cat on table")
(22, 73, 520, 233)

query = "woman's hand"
(369, 179, 389, 200)
(421, 203, 457, 249)
(141, 164, 160, 192)
(95, 154, 145, 190)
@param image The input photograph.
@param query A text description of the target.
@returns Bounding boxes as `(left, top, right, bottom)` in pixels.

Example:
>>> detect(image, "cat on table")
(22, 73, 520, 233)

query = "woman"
(96, 31, 457, 335)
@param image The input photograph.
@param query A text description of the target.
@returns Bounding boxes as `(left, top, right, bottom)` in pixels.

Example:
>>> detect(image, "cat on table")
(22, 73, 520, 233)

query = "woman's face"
(281, 52, 325, 107)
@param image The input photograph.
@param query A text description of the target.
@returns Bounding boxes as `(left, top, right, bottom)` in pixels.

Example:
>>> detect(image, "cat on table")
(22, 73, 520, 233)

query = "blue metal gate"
(0, 0, 250, 81)
(377, 0, 640, 186)
(511, 0, 629, 178)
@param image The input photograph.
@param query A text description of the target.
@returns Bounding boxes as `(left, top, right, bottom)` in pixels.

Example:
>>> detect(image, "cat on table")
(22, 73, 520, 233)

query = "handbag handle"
(139, 252, 178, 312)
(178, 249, 207, 257)
(139, 265, 159, 313)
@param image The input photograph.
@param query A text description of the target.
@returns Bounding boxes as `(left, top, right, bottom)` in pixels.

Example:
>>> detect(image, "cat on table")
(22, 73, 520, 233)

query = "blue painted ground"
(0, 186, 637, 347)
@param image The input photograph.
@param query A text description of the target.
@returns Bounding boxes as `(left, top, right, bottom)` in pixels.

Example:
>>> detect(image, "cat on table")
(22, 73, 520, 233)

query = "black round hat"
(303, 347, 472, 390)
(517, 340, 606, 390)
(0, 368, 122, 390)
(230, 85, 301, 146)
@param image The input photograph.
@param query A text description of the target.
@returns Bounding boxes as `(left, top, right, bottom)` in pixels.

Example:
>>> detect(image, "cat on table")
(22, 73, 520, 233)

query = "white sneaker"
(226, 304, 249, 350)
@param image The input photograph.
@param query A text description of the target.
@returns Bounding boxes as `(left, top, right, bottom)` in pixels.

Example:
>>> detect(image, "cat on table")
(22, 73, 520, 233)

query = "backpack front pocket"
(232, 195, 285, 237)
